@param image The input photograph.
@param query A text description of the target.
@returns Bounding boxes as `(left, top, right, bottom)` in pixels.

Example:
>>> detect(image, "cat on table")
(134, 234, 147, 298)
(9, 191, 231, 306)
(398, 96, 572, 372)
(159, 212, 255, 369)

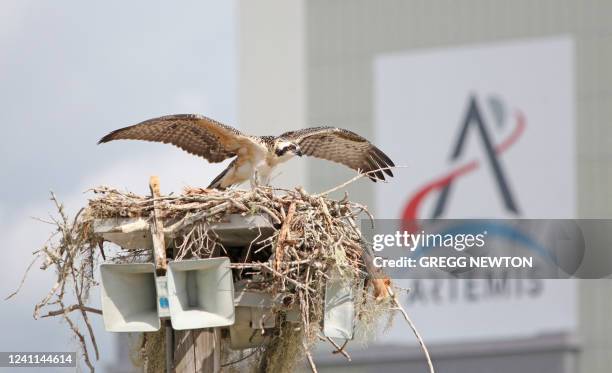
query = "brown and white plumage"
(98, 114, 395, 189)
(280, 126, 395, 182)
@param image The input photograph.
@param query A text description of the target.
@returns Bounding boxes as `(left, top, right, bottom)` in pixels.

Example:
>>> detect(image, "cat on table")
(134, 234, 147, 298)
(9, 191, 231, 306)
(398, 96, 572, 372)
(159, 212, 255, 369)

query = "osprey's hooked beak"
(296, 147, 303, 157)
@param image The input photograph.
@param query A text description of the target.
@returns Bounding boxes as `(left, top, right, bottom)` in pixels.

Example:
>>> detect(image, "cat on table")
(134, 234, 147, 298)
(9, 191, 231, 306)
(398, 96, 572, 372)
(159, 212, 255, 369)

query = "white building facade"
(239, 1, 612, 372)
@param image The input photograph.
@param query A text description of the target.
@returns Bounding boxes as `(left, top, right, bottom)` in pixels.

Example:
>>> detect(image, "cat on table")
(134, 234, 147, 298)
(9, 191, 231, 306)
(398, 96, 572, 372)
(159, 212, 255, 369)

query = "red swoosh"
(401, 111, 526, 231)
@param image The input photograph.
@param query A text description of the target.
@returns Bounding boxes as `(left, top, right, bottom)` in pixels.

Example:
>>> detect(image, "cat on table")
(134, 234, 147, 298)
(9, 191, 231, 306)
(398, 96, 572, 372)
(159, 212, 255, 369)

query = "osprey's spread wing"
(98, 114, 265, 163)
(280, 127, 395, 181)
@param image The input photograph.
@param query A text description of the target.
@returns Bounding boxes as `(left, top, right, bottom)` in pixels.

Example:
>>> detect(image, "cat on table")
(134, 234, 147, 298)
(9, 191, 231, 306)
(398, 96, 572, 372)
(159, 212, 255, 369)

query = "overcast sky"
(0, 1, 236, 370)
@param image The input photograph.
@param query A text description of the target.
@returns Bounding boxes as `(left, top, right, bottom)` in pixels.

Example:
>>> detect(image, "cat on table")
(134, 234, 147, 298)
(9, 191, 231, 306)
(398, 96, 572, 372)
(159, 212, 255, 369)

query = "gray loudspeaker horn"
(323, 275, 356, 340)
(167, 257, 235, 330)
(100, 263, 160, 332)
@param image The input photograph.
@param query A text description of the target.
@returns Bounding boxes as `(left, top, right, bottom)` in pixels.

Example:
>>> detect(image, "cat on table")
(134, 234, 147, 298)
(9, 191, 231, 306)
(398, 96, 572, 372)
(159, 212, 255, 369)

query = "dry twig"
(389, 289, 435, 373)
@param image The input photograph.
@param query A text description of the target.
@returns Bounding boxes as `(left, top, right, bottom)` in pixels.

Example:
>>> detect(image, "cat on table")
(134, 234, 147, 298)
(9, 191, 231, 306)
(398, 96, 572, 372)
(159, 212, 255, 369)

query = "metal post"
(165, 320, 174, 372)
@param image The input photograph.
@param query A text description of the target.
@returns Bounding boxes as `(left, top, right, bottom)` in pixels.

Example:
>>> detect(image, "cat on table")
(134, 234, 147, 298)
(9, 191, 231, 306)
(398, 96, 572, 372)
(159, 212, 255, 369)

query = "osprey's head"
(274, 140, 303, 158)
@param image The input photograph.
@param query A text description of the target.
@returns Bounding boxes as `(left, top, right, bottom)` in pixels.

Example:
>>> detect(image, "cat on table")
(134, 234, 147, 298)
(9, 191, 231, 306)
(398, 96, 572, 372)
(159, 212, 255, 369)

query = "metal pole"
(165, 320, 174, 372)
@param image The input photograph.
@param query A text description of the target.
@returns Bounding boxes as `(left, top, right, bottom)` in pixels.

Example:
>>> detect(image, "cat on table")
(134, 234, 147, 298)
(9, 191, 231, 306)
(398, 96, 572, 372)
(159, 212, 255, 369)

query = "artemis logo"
(402, 95, 526, 226)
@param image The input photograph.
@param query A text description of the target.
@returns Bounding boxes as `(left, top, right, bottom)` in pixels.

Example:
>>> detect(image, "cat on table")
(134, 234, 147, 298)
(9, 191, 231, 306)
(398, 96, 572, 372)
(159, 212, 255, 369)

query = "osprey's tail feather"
(208, 159, 236, 190)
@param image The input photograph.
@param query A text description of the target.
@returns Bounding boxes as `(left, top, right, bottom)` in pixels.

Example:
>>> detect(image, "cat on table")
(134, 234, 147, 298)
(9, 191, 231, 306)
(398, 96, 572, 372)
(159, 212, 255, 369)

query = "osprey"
(98, 114, 395, 189)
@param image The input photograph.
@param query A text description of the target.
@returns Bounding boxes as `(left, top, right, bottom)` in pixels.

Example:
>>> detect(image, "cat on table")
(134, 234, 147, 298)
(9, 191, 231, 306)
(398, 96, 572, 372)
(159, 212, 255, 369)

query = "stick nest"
(10, 185, 397, 373)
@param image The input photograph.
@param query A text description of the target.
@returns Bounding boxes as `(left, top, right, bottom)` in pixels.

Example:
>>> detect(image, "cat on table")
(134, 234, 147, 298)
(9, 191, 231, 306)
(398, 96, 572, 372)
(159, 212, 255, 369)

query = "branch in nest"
(318, 335, 351, 361)
(303, 342, 319, 373)
(5, 254, 39, 300)
(389, 289, 435, 373)
(274, 201, 296, 271)
(313, 165, 405, 197)
(41, 304, 102, 318)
